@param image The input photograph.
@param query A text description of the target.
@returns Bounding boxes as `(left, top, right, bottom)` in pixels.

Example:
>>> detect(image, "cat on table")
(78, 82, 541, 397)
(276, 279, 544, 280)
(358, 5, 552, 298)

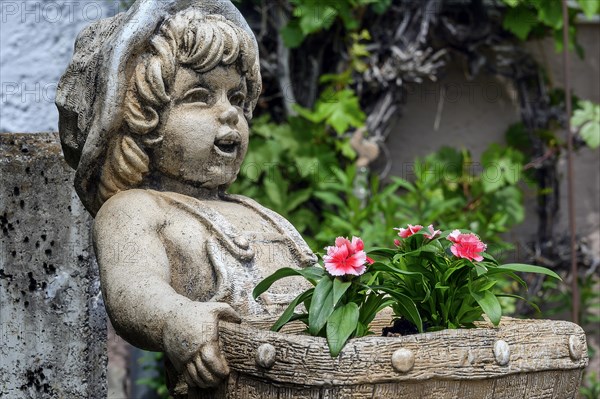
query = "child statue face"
(152, 64, 250, 189)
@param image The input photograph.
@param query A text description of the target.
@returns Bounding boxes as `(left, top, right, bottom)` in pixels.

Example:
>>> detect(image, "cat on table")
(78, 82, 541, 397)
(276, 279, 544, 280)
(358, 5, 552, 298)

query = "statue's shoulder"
(94, 189, 166, 231)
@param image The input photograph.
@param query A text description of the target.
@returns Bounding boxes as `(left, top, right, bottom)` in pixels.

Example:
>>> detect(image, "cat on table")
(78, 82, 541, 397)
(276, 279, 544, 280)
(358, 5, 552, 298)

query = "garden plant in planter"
(55, 0, 588, 397)
(244, 227, 589, 398)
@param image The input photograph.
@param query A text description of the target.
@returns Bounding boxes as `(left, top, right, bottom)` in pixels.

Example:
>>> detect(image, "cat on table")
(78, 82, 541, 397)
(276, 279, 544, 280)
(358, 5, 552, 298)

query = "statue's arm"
(93, 190, 239, 386)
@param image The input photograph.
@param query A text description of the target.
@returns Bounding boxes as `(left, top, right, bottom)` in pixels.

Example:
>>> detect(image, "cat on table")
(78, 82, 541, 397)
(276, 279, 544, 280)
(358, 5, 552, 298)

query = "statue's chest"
(163, 202, 310, 315)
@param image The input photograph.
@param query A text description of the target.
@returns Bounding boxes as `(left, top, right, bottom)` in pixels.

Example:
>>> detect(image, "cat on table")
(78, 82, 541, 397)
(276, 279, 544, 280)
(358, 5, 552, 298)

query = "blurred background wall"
(387, 22, 599, 259)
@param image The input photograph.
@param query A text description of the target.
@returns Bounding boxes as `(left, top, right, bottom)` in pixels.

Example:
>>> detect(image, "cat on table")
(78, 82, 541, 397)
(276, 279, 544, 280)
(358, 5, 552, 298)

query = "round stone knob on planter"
(493, 340, 510, 366)
(391, 348, 415, 373)
(255, 343, 277, 369)
(219, 317, 588, 398)
(569, 335, 584, 360)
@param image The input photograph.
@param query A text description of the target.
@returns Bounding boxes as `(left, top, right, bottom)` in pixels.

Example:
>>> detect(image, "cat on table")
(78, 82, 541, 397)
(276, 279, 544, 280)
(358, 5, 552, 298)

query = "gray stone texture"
(0, 132, 106, 398)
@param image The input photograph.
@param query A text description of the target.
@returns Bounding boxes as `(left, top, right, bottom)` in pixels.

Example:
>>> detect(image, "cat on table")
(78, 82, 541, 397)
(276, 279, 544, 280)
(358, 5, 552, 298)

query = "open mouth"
(214, 131, 241, 157)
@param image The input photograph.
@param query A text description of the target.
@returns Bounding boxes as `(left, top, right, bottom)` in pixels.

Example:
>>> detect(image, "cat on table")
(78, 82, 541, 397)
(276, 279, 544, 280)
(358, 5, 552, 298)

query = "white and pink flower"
(424, 224, 441, 240)
(394, 224, 423, 239)
(447, 229, 487, 262)
(323, 236, 374, 276)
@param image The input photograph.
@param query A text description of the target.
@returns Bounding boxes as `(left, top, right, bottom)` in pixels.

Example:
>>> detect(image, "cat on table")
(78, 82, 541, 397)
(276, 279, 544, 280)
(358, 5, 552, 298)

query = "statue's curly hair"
(98, 9, 261, 204)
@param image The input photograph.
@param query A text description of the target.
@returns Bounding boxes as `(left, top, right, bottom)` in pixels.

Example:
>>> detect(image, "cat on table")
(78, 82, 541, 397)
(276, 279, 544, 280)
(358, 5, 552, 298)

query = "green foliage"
(234, 139, 529, 256)
(281, 0, 391, 48)
(502, 6, 539, 40)
(534, 272, 600, 398)
(229, 112, 351, 249)
(537, 273, 600, 338)
(400, 143, 528, 267)
(580, 371, 600, 399)
(500, 0, 600, 56)
(572, 100, 600, 149)
(136, 352, 170, 399)
(295, 89, 365, 135)
(578, 0, 600, 17)
(370, 230, 560, 331)
(313, 167, 410, 249)
(253, 261, 388, 357)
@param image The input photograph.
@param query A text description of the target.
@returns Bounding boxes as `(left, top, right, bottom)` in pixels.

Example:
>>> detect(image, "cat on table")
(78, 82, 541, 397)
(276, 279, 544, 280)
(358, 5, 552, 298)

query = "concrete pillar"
(0, 132, 107, 398)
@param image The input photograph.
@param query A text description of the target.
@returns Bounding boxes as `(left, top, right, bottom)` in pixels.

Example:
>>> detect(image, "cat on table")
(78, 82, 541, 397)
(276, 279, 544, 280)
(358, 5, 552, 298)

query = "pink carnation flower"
(324, 236, 373, 277)
(424, 224, 441, 239)
(447, 230, 487, 262)
(394, 224, 423, 238)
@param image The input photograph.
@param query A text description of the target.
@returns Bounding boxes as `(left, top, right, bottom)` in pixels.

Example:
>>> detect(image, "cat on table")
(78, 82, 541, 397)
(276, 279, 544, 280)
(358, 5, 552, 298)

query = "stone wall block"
(0, 133, 106, 398)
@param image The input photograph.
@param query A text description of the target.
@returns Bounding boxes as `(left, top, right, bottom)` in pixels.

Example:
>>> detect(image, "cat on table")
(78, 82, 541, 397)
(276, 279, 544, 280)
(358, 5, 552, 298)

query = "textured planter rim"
(219, 316, 588, 387)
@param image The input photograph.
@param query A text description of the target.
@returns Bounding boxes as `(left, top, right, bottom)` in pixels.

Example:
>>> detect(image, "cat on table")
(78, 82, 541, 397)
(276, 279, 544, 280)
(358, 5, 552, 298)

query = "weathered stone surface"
(55, 1, 315, 397)
(214, 316, 588, 398)
(0, 132, 106, 398)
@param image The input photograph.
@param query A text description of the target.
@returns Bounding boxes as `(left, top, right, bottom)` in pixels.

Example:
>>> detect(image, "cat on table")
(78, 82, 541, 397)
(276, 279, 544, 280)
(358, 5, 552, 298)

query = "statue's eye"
(181, 88, 210, 105)
(229, 92, 246, 107)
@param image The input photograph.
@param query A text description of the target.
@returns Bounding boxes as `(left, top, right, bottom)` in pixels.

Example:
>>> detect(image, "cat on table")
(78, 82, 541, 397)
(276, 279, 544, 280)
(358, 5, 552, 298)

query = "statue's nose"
(219, 106, 239, 126)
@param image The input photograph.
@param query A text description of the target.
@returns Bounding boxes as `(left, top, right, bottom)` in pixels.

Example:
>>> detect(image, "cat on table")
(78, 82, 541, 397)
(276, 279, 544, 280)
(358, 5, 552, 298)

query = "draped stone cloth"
(152, 191, 316, 397)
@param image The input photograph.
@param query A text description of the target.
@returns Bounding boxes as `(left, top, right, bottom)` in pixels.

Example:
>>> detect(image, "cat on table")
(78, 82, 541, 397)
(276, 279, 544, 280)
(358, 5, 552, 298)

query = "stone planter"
(213, 316, 588, 399)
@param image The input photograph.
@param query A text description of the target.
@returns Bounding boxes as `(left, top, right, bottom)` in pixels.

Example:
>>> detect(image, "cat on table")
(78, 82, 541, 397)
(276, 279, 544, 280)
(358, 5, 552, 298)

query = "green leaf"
(434, 282, 450, 292)
(368, 248, 397, 257)
(371, 0, 392, 14)
(308, 277, 335, 335)
(313, 191, 346, 208)
(419, 242, 442, 253)
(580, 121, 600, 149)
(359, 294, 390, 326)
(572, 101, 600, 149)
(486, 269, 528, 289)
(577, 0, 600, 18)
(502, 6, 538, 40)
(481, 144, 523, 193)
(474, 263, 488, 277)
(380, 288, 423, 332)
(333, 278, 352, 305)
(335, 138, 358, 160)
(327, 302, 359, 357)
(297, 4, 337, 35)
(471, 289, 502, 326)
(252, 266, 324, 299)
(499, 263, 562, 280)
(280, 21, 304, 48)
(313, 89, 365, 134)
(390, 177, 416, 193)
(534, 0, 563, 29)
(286, 188, 313, 213)
(481, 251, 499, 264)
(272, 290, 313, 331)
(475, 279, 498, 292)
(264, 174, 284, 209)
(496, 293, 541, 313)
(368, 262, 425, 278)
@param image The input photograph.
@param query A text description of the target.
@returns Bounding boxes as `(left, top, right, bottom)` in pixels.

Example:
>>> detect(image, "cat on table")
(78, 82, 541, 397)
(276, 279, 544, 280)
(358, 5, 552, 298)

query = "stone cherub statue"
(56, 1, 315, 397)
